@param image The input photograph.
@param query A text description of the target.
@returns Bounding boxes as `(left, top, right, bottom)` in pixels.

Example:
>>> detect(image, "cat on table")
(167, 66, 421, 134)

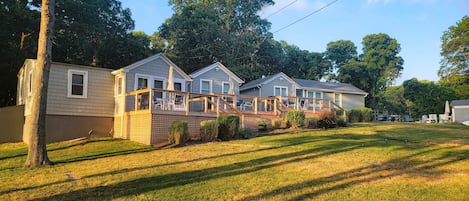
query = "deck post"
(134, 91, 137, 112)
(254, 97, 258, 114)
(216, 96, 220, 117)
(185, 92, 189, 116)
(204, 97, 208, 113)
(149, 89, 152, 111)
(274, 98, 278, 116)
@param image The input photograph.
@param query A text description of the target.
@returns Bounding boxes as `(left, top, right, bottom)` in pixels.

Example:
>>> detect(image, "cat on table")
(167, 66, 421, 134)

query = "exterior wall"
(453, 106, 469, 123)
(46, 63, 114, 117)
(191, 68, 241, 94)
(323, 92, 334, 102)
(126, 57, 186, 93)
(151, 113, 216, 144)
(0, 105, 24, 143)
(44, 114, 113, 143)
(123, 112, 152, 145)
(260, 76, 294, 97)
(341, 94, 365, 110)
(241, 88, 260, 97)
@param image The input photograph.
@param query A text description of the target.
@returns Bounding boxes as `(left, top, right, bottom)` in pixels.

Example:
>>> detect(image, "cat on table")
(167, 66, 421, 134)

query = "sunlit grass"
(0, 123, 468, 201)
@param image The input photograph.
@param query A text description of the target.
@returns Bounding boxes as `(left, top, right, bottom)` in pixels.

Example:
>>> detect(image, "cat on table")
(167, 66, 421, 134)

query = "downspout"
(257, 84, 262, 97)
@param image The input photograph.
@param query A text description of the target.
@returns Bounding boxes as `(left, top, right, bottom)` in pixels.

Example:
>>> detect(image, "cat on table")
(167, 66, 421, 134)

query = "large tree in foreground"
(24, 0, 55, 168)
(439, 16, 469, 99)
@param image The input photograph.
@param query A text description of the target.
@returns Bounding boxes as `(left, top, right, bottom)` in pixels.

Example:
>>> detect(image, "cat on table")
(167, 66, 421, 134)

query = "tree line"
(1, 0, 467, 119)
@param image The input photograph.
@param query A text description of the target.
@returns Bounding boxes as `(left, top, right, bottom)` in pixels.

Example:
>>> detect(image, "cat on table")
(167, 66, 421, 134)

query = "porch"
(115, 88, 345, 145)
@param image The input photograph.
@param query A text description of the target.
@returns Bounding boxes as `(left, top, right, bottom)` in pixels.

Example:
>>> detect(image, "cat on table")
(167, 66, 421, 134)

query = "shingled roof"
(451, 100, 469, 106)
(293, 78, 367, 95)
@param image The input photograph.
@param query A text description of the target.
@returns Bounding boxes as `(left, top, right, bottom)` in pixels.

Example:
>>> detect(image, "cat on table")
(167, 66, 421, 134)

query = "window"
(296, 89, 303, 97)
(274, 86, 288, 96)
(115, 75, 123, 96)
(334, 93, 342, 106)
(307, 91, 314, 98)
(222, 82, 230, 94)
(154, 80, 163, 99)
(174, 82, 182, 91)
(67, 70, 88, 98)
(315, 91, 322, 99)
(137, 77, 148, 90)
(201, 80, 212, 94)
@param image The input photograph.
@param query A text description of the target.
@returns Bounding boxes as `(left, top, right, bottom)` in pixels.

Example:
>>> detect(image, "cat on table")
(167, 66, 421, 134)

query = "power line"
(272, 0, 339, 34)
(264, 0, 298, 19)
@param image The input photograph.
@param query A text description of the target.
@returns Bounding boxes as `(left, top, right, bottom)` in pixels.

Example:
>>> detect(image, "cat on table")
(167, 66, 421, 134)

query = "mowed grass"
(0, 123, 468, 201)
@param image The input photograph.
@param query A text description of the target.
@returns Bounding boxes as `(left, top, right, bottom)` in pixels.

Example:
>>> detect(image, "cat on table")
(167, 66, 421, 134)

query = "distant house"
(190, 62, 244, 95)
(451, 100, 469, 123)
(240, 73, 367, 110)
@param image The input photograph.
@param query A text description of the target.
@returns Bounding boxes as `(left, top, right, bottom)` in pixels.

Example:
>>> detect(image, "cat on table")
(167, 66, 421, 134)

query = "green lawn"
(1, 123, 468, 201)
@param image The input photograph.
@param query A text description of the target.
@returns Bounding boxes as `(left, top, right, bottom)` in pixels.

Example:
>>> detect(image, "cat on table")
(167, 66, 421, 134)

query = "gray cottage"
(190, 62, 244, 95)
(451, 100, 469, 124)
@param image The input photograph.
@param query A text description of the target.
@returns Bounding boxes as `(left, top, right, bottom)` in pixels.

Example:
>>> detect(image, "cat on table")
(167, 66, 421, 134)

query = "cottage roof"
(111, 53, 192, 81)
(240, 72, 296, 91)
(190, 62, 244, 83)
(293, 78, 368, 95)
(451, 100, 469, 106)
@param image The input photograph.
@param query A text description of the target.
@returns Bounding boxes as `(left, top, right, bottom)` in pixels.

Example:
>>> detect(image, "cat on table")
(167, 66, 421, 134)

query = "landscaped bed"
(1, 123, 468, 200)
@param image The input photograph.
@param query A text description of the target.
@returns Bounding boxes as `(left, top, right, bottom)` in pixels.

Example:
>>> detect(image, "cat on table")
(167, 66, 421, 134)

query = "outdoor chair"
(243, 101, 253, 110)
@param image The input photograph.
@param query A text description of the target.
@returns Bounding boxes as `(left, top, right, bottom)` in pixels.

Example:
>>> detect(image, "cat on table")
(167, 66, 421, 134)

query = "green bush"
(285, 111, 305, 128)
(200, 120, 218, 142)
(217, 115, 240, 141)
(348, 108, 373, 123)
(257, 119, 268, 132)
(317, 110, 338, 129)
(337, 117, 348, 127)
(303, 118, 318, 129)
(271, 119, 282, 129)
(238, 127, 252, 139)
(168, 120, 190, 144)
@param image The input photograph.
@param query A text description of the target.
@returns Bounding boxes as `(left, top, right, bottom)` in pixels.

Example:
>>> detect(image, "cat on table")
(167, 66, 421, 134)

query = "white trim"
(134, 73, 151, 90)
(454, 105, 469, 109)
(273, 85, 288, 96)
(334, 92, 342, 107)
(222, 81, 230, 94)
(27, 70, 33, 97)
(115, 74, 124, 97)
(190, 62, 244, 84)
(200, 79, 213, 94)
(18, 72, 24, 104)
(67, 69, 88, 98)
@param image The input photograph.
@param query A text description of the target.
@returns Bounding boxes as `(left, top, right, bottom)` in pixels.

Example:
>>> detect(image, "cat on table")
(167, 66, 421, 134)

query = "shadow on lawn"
(28, 129, 469, 201)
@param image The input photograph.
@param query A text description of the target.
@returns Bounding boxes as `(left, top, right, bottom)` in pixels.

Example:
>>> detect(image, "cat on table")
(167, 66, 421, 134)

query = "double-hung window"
(222, 82, 230, 94)
(334, 93, 342, 106)
(201, 80, 212, 94)
(137, 77, 149, 90)
(68, 70, 88, 98)
(274, 86, 287, 96)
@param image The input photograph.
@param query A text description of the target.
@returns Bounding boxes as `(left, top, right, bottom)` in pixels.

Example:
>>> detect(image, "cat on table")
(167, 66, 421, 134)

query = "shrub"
(285, 111, 305, 128)
(238, 127, 252, 139)
(271, 119, 282, 129)
(337, 117, 348, 127)
(303, 118, 318, 129)
(317, 110, 338, 129)
(200, 120, 218, 142)
(257, 119, 268, 132)
(348, 108, 373, 123)
(168, 120, 190, 144)
(217, 115, 240, 141)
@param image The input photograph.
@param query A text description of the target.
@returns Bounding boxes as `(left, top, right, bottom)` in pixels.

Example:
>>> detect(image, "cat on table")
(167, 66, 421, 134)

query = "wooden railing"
(124, 89, 345, 119)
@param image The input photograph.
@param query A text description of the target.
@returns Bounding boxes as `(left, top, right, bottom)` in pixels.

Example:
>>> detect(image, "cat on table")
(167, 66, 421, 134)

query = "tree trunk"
(24, 0, 55, 168)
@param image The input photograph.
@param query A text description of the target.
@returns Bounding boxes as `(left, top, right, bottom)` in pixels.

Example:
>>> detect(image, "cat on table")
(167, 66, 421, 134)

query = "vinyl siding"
(241, 88, 260, 96)
(260, 76, 294, 97)
(126, 57, 186, 93)
(191, 68, 241, 94)
(453, 107, 469, 123)
(342, 94, 365, 110)
(46, 63, 114, 117)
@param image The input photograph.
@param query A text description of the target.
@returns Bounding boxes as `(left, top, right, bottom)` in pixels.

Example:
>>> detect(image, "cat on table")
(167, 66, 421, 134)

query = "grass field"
(1, 123, 468, 201)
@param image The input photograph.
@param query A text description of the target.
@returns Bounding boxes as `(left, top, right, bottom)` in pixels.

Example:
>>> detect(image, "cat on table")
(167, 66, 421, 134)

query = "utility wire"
(264, 0, 298, 19)
(272, 0, 339, 34)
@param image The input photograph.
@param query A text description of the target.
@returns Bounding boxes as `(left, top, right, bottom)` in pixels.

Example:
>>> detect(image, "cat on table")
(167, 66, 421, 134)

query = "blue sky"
(120, 0, 468, 85)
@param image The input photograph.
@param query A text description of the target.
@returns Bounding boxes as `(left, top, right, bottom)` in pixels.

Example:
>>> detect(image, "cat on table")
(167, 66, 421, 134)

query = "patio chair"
(243, 101, 253, 111)
(236, 99, 244, 110)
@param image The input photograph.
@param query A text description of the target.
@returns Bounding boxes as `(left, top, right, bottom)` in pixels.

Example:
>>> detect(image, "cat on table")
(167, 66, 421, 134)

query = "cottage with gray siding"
(190, 62, 244, 95)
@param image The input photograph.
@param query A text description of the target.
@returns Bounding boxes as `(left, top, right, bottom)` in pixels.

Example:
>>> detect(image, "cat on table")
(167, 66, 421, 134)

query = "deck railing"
(124, 89, 346, 119)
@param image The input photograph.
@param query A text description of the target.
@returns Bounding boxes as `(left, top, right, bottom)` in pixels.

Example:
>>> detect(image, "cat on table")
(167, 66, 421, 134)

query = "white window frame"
(28, 70, 33, 97)
(173, 78, 186, 91)
(115, 75, 124, 97)
(135, 73, 151, 90)
(273, 85, 288, 96)
(67, 69, 88, 98)
(18, 73, 24, 104)
(315, 91, 323, 99)
(222, 81, 230, 94)
(334, 92, 342, 107)
(200, 79, 212, 94)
